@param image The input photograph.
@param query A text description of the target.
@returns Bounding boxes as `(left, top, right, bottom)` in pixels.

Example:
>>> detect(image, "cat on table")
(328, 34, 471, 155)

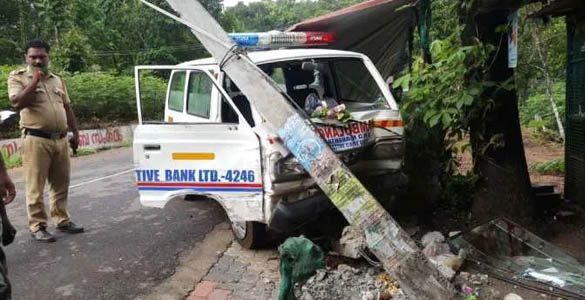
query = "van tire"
(231, 221, 266, 249)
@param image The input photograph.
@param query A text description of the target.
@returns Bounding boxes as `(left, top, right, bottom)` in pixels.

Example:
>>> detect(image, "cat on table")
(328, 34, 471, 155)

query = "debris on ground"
(286, 215, 585, 300)
(450, 217, 585, 299)
(420, 231, 465, 280)
(294, 263, 405, 300)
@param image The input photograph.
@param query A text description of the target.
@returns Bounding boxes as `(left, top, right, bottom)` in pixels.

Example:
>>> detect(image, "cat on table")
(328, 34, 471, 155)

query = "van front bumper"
(267, 193, 333, 233)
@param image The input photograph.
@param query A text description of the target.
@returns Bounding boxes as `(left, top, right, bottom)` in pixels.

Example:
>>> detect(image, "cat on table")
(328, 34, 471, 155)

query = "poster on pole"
(508, 10, 518, 68)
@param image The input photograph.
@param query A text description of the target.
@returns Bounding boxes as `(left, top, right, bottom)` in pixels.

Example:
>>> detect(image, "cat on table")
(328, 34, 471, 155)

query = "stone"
(503, 293, 523, 300)
(334, 226, 366, 259)
(315, 270, 327, 281)
(421, 231, 445, 247)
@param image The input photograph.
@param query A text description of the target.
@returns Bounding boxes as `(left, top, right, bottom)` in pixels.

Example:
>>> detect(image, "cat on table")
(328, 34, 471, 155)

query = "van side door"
(134, 66, 264, 222)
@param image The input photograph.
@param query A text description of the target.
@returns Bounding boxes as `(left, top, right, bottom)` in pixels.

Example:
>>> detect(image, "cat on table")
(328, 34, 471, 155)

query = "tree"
(51, 29, 94, 73)
(460, 2, 534, 223)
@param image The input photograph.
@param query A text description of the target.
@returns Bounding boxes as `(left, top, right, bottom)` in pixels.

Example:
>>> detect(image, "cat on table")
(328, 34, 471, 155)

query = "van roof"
(178, 48, 364, 66)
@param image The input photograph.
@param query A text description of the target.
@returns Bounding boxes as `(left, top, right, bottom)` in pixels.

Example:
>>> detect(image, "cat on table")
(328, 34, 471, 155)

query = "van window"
(270, 67, 287, 91)
(187, 71, 212, 118)
(332, 59, 382, 104)
(223, 76, 255, 126)
(168, 71, 186, 112)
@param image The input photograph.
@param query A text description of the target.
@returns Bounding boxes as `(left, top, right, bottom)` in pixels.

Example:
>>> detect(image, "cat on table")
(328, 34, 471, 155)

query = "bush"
(530, 159, 565, 175)
(0, 66, 167, 130)
(65, 72, 167, 126)
(0, 65, 22, 110)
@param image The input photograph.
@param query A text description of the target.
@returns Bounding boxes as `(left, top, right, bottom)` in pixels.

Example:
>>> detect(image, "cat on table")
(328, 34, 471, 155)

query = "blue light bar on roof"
(228, 32, 335, 47)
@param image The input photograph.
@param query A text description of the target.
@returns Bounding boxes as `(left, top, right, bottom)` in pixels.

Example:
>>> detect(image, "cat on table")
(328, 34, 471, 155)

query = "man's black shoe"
(57, 221, 84, 234)
(31, 229, 56, 243)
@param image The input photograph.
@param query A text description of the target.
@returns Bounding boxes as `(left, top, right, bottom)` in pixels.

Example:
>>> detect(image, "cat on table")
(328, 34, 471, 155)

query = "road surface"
(4, 147, 227, 299)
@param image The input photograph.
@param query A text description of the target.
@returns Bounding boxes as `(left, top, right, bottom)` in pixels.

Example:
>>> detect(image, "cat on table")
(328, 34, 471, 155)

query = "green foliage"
(0, 0, 210, 72)
(51, 29, 94, 73)
(1, 65, 167, 127)
(516, 8, 567, 100)
(0, 65, 22, 110)
(66, 72, 167, 125)
(223, 0, 361, 32)
(530, 159, 565, 175)
(1, 149, 22, 169)
(519, 81, 565, 137)
(0, 0, 367, 72)
(429, 0, 459, 40)
(395, 30, 494, 142)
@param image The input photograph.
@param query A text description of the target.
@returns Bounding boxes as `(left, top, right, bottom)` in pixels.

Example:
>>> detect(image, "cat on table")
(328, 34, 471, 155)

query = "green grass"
(72, 148, 97, 157)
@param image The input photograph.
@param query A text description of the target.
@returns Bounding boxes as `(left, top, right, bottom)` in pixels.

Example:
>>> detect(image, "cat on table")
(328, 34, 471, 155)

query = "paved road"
(4, 147, 227, 299)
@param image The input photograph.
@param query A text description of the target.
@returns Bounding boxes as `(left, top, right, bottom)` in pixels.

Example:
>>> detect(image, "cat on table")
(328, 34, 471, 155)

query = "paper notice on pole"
(508, 10, 518, 68)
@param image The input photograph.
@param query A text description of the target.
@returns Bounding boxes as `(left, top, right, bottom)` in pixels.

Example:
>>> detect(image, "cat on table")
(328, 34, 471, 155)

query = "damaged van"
(133, 46, 404, 248)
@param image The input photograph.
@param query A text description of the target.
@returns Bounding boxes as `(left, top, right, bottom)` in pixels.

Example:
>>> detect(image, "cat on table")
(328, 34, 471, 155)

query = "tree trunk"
(461, 8, 534, 223)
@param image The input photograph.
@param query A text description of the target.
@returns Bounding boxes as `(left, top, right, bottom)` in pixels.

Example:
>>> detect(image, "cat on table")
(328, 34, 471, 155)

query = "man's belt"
(24, 128, 67, 139)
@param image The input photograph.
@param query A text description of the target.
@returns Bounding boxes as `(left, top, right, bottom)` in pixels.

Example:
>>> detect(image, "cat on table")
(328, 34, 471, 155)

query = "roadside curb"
(137, 222, 233, 300)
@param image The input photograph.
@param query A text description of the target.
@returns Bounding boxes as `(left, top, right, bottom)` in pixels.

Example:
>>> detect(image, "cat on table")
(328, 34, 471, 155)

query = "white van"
(133, 48, 404, 248)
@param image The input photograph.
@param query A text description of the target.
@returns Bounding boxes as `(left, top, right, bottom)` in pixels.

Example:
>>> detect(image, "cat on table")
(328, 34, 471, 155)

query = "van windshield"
(258, 57, 389, 111)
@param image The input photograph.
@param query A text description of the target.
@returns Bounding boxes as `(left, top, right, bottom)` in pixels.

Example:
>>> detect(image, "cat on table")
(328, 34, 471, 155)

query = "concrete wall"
(0, 125, 135, 161)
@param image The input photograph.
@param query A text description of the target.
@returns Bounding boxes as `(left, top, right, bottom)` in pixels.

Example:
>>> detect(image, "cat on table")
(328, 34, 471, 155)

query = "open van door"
(133, 66, 264, 222)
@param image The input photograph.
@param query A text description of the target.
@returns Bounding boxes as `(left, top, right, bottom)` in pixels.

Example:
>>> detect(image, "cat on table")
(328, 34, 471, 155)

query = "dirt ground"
(458, 128, 565, 193)
(522, 130, 565, 193)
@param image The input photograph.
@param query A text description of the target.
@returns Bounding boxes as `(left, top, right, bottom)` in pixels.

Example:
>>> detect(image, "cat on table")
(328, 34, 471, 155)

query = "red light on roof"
(304, 32, 336, 45)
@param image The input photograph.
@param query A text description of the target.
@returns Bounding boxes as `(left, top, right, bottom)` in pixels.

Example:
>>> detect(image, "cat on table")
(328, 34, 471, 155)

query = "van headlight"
(270, 152, 308, 183)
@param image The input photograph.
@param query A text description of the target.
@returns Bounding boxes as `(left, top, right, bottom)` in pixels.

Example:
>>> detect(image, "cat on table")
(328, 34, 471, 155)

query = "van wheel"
(231, 221, 266, 249)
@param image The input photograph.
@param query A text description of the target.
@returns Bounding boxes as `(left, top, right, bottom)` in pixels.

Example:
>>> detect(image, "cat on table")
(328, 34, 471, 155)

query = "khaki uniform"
(7, 67, 71, 232)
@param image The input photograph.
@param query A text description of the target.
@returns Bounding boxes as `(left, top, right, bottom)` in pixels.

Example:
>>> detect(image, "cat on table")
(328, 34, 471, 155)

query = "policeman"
(7, 39, 84, 242)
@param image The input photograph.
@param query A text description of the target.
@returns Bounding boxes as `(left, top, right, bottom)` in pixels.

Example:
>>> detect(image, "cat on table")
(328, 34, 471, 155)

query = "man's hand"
(69, 132, 79, 154)
(32, 66, 45, 85)
(0, 170, 16, 205)
(9, 66, 44, 110)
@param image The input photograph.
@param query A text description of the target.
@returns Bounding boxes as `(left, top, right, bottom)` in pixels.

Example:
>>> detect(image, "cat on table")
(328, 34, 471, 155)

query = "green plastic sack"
(278, 236, 325, 300)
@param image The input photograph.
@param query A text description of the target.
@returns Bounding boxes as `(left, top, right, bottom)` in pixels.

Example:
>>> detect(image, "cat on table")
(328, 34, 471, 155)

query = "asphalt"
(3, 147, 227, 299)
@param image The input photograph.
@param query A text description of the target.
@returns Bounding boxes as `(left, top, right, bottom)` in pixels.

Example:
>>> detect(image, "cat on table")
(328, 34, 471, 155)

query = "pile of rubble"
(293, 263, 404, 300)
(287, 219, 585, 300)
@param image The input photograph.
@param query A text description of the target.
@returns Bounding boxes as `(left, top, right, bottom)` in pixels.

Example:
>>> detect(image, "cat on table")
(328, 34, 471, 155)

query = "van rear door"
(133, 66, 264, 222)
